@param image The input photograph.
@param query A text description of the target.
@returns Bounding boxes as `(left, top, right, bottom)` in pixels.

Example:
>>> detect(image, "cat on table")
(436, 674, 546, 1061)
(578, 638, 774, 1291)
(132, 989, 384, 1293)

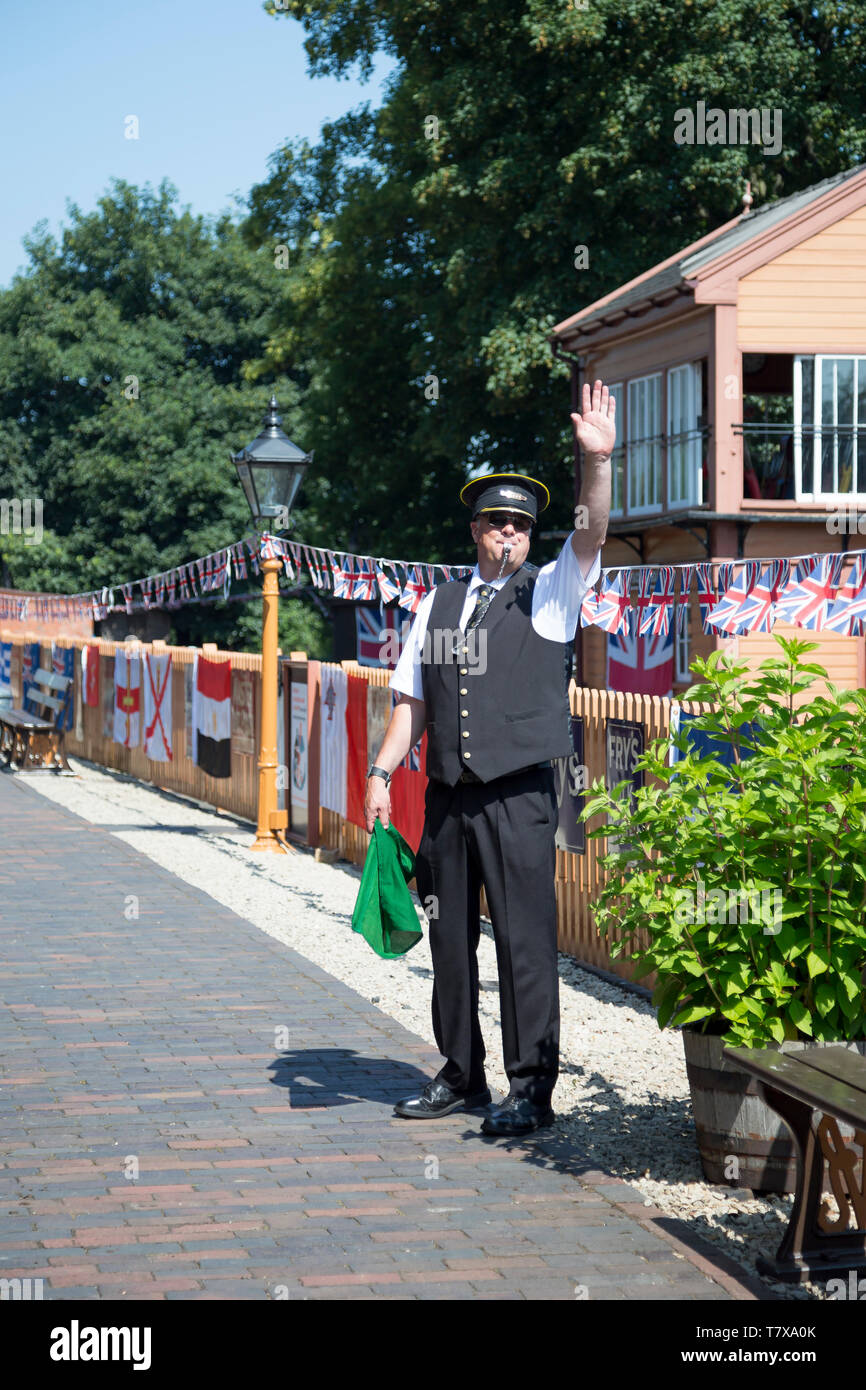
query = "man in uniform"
(364, 380, 614, 1135)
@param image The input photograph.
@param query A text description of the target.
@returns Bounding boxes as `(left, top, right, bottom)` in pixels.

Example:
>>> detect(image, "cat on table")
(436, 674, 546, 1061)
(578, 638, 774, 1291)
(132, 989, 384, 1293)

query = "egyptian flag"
(194, 653, 231, 778)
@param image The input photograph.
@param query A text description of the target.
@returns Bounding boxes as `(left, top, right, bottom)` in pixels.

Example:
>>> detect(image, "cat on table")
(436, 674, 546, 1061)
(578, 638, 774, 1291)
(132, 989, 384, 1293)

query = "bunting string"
(1, 533, 864, 639)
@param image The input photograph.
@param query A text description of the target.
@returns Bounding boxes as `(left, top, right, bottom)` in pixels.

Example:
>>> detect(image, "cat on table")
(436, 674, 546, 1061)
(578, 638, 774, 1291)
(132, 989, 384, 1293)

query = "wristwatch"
(367, 764, 392, 786)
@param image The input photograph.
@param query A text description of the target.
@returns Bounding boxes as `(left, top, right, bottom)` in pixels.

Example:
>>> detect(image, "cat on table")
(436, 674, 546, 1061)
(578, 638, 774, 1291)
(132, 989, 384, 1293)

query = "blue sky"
(0, 0, 395, 288)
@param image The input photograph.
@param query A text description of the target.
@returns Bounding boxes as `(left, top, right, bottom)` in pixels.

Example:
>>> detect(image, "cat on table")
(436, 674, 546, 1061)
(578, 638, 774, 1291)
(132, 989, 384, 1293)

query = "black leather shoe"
(394, 1078, 492, 1119)
(480, 1094, 555, 1135)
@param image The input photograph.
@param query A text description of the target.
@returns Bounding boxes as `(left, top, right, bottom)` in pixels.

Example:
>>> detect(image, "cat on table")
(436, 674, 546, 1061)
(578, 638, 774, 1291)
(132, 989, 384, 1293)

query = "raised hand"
(571, 379, 616, 460)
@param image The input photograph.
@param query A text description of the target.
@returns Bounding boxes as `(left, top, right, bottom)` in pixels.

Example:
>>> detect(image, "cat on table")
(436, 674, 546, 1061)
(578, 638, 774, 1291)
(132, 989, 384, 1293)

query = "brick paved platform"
(0, 771, 770, 1301)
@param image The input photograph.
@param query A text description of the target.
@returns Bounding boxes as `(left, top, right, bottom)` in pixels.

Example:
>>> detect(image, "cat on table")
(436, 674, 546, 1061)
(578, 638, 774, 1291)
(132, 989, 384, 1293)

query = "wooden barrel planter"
(683, 1029, 866, 1194)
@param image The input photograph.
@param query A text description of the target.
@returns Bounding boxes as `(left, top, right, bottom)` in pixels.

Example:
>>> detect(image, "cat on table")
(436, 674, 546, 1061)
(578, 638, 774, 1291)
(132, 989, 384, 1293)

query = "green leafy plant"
(583, 636, 866, 1046)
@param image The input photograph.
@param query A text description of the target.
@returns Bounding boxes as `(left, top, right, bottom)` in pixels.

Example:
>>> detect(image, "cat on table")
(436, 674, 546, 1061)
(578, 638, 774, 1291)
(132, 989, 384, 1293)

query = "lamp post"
(232, 395, 313, 852)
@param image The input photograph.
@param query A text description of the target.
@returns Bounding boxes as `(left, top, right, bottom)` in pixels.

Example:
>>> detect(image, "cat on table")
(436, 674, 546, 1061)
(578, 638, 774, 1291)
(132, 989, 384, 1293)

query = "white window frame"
(626, 372, 663, 515)
(794, 354, 866, 502)
(666, 363, 703, 508)
(607, 381, 624, 516)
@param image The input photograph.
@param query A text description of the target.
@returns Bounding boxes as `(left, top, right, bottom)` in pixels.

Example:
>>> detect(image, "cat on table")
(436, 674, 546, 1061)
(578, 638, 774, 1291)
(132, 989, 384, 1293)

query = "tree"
(245, 0, 865, 560)
(0, 178, 325, 652)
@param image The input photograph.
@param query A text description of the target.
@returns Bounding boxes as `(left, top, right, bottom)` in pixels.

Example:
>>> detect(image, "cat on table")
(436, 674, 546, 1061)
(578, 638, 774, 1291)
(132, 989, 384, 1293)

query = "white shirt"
(390, 534, 601, 701)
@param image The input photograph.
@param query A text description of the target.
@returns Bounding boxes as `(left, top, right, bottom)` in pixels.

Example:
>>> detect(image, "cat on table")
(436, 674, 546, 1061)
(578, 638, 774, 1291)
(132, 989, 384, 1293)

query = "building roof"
(553, 163, 866, 345)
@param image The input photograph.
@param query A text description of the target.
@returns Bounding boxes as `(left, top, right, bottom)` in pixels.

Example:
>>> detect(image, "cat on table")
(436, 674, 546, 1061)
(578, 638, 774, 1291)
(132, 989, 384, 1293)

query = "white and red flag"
(144, 652, 173, 762)
(113, 647, 141, 748)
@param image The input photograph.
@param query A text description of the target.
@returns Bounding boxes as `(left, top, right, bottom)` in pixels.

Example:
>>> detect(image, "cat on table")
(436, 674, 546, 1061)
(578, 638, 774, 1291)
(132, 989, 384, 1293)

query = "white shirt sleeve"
(531, 534, 602, 642)
(388, 590, 436, 702)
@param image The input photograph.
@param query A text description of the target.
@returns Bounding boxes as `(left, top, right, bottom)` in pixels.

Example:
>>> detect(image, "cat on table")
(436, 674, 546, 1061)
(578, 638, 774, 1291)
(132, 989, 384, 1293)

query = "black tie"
(466, 584, 495, 631)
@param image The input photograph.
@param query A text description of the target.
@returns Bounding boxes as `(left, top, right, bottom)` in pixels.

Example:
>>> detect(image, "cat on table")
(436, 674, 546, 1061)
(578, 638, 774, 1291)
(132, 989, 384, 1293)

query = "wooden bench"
(724, 1044, 866, 1282)
(0, 667, 73, 773)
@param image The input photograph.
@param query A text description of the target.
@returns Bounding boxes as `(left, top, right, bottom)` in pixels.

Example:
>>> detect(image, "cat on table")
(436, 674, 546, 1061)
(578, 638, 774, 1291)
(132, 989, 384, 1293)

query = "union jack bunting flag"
(231, 543, 247, 580)
(375, 560, 401, 603)
(424, 564, 438, 590)
(178, 566, 191, 601)
(608, 624, 674, 697)
(121, 583, 134, 614)
(591, 571, 632, 634)
(140, 577, 154, 610)
(633, 568, 655, 636)
(774, 553, 842, 630)
(166, 570, 178, 605)
(696, 563, 717, 630)
(245, 541, 260, 577)
(578, 583, 602, 628)
(352, 557, 378, 602)
(316, 549, 333, 588)
(706, 561, 761, 635)
(398, 565, 428, 614)
(355, 605, 385, 666)
(154, 574, 166, 607)
(824, 553, 866, 635)
(333, 556, 356, 600)
(736, 559, 788, 634)
(639, 566, 675, 637)
(300, 546, 320, 587)
(674, 567, 693, 636)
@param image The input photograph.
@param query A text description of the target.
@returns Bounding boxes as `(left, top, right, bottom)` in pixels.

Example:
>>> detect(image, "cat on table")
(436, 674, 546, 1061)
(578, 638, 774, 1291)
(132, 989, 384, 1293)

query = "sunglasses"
(479, 511, 533, 532)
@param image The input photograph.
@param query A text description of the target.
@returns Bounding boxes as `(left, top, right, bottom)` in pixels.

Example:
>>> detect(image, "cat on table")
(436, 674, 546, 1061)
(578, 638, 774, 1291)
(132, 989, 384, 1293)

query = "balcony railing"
(735, 423, 866, 502)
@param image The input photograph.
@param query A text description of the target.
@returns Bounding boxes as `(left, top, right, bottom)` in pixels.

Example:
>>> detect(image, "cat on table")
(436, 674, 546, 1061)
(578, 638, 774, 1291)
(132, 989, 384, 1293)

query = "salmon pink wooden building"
(551, 163, 866, 694)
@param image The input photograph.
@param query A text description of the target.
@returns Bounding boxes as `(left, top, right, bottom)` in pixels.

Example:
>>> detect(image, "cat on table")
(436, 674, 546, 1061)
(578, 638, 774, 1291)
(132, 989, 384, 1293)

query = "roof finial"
(741, 179, 753, 217)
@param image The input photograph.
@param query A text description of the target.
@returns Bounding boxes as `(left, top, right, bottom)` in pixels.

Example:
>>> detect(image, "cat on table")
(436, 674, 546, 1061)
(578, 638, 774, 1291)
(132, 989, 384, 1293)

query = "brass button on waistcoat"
(460, 687, 468, 695)
(462, 730, 470, 738)
(461, 709, 469, 717)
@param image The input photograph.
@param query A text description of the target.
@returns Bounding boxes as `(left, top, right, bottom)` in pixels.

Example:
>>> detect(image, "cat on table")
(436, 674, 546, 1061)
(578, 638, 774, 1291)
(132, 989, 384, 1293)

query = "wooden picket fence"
(0, 631, 691, 985)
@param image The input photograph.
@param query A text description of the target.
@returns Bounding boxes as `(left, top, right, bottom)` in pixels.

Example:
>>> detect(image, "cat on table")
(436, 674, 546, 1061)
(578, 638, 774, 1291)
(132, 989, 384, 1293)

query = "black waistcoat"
(420, 564, 573, 785)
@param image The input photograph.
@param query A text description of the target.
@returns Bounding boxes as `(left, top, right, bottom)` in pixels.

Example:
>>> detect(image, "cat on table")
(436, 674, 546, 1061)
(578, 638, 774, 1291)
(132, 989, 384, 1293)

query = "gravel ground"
(13, 756, 833, 1301)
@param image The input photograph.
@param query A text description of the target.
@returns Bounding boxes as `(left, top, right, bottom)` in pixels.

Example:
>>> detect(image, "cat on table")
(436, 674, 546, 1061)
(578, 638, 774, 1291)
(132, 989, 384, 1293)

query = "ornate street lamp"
(232, 396, 313, 852)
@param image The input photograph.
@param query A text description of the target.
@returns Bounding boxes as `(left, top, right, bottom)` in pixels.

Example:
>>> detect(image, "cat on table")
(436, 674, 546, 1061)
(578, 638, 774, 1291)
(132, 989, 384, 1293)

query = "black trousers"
(413, 764, 560, 1108)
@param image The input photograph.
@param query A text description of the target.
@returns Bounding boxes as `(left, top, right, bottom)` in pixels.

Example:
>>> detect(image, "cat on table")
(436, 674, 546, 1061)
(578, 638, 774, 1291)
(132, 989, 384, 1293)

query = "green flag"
(351, 819, 423, 959)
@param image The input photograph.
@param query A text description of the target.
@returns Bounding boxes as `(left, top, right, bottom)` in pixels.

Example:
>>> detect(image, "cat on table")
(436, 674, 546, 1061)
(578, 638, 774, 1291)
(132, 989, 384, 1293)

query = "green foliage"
(0, 179, 315, 651)
(250, 0, 866, 560)
(584, 637, 866, 1047)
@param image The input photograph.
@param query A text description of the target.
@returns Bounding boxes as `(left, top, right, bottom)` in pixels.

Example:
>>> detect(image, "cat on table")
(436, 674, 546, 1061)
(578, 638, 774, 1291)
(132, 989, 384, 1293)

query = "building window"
(667, 363, 702, 507)
(607, 381, 624, 516)
(627, 373, 662, 514)
(795, 354, 866, 500)
(674, 604, 691, 684)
